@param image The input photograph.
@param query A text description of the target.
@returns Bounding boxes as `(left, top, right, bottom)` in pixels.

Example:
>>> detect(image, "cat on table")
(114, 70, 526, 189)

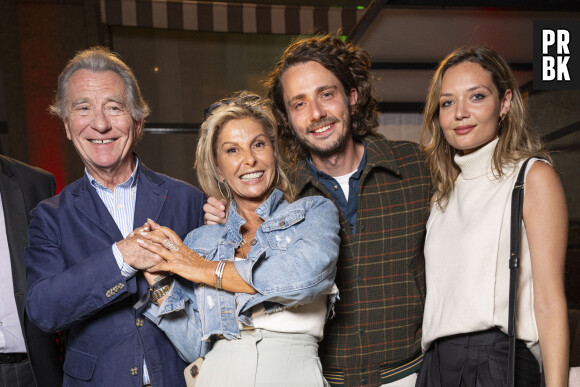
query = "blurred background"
(0, 0, 578, 309)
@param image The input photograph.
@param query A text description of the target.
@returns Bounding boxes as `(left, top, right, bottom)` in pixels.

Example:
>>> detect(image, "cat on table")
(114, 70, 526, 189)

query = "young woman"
(417, 47, 569, 386)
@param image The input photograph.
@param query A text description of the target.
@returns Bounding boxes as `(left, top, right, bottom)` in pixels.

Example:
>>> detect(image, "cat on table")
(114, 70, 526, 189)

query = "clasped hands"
(119, 219, 210, 284)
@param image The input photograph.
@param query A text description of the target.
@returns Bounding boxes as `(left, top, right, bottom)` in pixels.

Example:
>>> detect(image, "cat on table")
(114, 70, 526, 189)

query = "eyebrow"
(440, 85, 493, 97)
(70, 98, 89, 108)
(287, 84, 339, 103)
(70, 96, 125, 107)
(220, 133, 268, 148)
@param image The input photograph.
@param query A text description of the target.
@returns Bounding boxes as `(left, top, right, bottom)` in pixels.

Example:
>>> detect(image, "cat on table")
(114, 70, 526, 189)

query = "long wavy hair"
(195, 91, 295, 209)
(266, 35, 379, 160)
(421, 46, 550, 208)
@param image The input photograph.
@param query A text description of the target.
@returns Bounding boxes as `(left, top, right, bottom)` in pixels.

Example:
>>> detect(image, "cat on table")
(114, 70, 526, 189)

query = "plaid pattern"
(291, 134, 432, 387)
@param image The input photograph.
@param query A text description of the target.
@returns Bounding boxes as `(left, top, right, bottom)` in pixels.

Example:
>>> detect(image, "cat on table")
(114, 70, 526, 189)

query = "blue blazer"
(25, 162, 205, 386)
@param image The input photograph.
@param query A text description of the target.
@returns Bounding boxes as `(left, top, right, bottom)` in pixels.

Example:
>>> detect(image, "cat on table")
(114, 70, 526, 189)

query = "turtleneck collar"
(454, 138, 499, 180)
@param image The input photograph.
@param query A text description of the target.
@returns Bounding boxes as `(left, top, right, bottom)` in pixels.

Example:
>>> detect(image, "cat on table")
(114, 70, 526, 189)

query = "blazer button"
(130, 367, 139, 376)
(250, 239, 257, 246)
(279, 220, 285, 227)
(136, 318, 144, 327)
(190, 364, 200, 378)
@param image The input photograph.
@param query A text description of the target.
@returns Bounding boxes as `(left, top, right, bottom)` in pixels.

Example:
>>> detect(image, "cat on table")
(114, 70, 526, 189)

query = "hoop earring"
(498, 114, 507, 134)
(218, 180, 232, 200)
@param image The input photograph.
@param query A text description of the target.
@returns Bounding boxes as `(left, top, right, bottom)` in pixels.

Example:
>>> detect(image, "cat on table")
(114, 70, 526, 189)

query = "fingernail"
(136, 239, 144, 244)
(140, 232, 148, 236)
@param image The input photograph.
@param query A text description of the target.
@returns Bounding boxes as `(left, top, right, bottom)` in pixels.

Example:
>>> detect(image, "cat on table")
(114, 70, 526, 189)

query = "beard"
(296, 116, 352, 159)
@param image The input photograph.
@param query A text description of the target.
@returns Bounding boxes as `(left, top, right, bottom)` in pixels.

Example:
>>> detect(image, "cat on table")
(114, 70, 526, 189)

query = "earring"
(498, 113, 507, 133)
(218, 180, 231, 200)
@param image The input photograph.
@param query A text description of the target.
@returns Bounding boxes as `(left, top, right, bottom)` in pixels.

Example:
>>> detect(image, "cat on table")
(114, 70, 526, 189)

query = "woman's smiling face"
(216, 117, 276, 206)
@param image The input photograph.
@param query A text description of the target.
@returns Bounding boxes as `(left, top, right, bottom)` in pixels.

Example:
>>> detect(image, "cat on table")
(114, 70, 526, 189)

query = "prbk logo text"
(542, 29, 570, 81)
(534, 20, 580, 90)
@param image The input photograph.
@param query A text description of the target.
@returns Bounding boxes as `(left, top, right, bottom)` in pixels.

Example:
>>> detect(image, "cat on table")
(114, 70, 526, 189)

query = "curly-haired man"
(206, 35, 432, 387)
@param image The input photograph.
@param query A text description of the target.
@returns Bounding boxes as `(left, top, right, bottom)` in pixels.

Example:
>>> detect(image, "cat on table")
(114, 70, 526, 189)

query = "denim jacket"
(144, 189, 340, 362)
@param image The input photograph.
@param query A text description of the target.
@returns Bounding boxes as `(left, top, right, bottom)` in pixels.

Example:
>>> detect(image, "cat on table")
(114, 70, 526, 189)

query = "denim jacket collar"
(225, 188, 285, 244)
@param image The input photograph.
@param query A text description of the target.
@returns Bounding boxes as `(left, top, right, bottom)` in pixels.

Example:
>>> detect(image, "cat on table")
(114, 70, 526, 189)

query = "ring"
(162, 239, 179, 252)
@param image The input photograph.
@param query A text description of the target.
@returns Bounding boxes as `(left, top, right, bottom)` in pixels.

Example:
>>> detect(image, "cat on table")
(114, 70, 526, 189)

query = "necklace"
(238, 237, 248, 260)
(238, 232, 256, 259)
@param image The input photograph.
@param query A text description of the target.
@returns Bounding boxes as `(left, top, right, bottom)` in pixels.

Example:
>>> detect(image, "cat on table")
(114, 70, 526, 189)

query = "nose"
(91, 110, 111, 133)
(309, 100, 327, 121)
(242, 149, 256, 166)
(455, 98, 469, 120)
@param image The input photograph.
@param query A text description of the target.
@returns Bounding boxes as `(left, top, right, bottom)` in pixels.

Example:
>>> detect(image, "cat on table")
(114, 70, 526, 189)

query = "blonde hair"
(421, 46, 550, 208)
(195, 91, 295, 207)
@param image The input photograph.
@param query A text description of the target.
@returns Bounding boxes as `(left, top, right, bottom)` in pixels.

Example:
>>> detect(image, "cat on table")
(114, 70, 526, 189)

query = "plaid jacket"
(290, 133, 432, 387)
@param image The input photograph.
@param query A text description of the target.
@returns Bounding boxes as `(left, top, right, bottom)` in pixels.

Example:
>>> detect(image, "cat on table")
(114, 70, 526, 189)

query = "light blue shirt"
(144, 189, 340, 362)
(86, 158, 151, 384)
(86, 160, 139, 278)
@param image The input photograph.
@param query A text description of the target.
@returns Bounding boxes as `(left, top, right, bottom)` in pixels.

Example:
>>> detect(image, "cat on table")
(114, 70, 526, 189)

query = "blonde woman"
(137, 92, 339, 386)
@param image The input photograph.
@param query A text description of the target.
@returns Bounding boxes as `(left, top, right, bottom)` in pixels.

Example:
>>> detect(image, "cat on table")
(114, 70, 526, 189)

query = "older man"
(25, 47, 205, 386)
(206, 36, 432, 387)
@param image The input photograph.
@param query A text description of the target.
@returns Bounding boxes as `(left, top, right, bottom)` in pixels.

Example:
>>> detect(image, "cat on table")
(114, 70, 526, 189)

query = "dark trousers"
(416, 328, 541, 387)
(0, 358, 35, 387)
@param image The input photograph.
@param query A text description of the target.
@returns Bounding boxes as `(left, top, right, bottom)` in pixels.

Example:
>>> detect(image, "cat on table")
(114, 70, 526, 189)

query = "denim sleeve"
(142, 280, 211, 362)
(234, 197, 340, 314)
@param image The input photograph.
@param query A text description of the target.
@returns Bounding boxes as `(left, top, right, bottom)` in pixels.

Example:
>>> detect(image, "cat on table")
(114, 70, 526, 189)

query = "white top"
(236, 258, 337, 341)
(334, 169, 357, 202)
(422, 138, 545, 351)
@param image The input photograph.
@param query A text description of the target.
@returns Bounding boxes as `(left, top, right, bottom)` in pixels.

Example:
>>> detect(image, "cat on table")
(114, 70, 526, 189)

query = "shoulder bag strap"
(507, 156, 545, 386)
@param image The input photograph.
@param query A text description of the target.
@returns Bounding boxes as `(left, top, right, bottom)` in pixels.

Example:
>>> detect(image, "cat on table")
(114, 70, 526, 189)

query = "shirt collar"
(305, 140, 367, 181)
(86, 156, 140, 192)
(225, 189, 285, 244)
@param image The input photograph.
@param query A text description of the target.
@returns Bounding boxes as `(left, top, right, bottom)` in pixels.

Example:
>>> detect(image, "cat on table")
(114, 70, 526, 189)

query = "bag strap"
(507, 156, 544, 386)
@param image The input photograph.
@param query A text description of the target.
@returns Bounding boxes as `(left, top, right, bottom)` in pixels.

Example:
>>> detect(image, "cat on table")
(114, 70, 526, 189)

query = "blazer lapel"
(133, 164, 168, 228)
(73, 179, 123, 241)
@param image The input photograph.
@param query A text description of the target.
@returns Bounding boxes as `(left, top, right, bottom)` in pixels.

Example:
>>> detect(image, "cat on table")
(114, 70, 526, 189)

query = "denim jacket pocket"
(261, 209, 306, 251)
(63, 347, 97, 381)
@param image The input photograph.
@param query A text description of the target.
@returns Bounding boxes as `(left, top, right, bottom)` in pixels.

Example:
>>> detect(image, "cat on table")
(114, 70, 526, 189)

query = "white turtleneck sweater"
(422, 138, 546, 351)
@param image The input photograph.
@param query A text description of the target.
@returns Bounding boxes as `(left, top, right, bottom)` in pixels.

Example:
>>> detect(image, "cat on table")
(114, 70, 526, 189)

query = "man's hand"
(117, 226, 165, 270)
(203, 197, 227, 225)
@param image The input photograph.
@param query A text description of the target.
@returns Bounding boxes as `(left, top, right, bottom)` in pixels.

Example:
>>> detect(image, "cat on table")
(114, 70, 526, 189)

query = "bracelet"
(150, 275, 173, 292)
(150, 284, 172, 303)
(214, 260, 226, 290)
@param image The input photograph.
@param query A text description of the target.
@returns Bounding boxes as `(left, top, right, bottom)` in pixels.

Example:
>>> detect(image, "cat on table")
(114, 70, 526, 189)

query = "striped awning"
(100, 0, 364, 35)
